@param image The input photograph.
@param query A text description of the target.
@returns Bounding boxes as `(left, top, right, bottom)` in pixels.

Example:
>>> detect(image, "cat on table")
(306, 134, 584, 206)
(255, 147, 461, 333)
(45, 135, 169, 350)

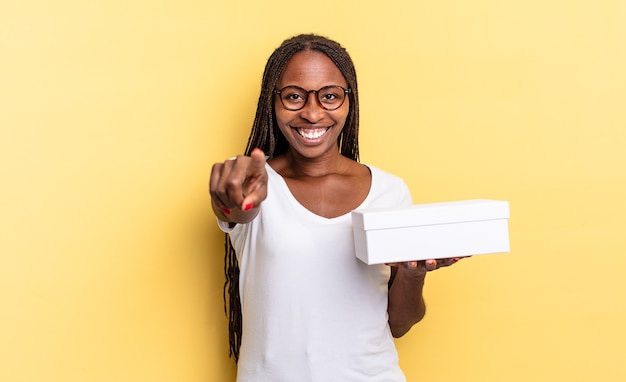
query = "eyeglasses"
(274, 85, 351, 111)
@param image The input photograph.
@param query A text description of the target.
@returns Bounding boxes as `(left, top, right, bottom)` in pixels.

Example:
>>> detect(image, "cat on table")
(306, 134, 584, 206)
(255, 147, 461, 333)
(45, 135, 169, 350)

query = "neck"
(275, 148, 350, 178)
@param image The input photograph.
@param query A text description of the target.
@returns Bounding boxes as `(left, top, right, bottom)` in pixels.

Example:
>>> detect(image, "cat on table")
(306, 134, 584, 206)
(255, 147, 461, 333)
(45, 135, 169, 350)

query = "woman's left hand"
(387, 257, 466, 279)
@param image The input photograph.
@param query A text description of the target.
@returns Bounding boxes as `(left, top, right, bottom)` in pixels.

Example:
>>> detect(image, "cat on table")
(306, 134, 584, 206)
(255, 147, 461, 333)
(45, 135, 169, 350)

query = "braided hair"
(224, 33, 361, 362)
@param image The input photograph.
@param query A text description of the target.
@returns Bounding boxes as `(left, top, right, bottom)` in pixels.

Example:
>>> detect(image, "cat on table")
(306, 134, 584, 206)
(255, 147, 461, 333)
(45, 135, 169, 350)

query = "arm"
(210, 148, 268, 225)
(387, 258, 459, 337)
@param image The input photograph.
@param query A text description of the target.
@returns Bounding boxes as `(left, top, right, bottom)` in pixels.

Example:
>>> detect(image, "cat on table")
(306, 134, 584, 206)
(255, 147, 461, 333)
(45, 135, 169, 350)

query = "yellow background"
(2, 1, 625, 381)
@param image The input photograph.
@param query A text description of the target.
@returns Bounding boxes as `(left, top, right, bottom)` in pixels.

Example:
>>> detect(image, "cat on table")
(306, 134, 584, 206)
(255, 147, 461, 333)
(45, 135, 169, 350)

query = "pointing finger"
(248, 148, 267, 175)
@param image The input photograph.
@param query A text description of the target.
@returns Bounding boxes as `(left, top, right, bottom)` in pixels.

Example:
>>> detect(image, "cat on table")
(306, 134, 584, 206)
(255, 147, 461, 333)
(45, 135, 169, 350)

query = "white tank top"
(220, 163, 412, 382)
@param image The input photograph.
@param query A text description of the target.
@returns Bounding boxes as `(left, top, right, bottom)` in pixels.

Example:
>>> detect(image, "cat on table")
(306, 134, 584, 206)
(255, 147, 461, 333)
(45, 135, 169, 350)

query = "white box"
(351, 199, 510, 264)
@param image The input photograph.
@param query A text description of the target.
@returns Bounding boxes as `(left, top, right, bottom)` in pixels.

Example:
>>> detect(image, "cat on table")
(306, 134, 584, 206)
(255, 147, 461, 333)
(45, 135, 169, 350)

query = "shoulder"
(366, 165, 407, 186)
(363, 164, 413, 207)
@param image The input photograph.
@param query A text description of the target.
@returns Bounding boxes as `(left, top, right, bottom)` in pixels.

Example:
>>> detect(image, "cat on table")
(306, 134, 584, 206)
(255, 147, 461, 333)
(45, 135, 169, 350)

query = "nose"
(299, 91, 324, 122)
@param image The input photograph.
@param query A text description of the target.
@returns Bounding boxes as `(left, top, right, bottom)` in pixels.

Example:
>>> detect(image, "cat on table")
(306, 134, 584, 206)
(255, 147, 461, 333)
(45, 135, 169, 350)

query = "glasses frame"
(273, 85, 351, 111)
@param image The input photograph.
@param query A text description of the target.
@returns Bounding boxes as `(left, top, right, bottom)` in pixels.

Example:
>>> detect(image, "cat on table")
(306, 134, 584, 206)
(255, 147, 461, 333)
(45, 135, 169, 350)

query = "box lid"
(352, 199, 509, 231)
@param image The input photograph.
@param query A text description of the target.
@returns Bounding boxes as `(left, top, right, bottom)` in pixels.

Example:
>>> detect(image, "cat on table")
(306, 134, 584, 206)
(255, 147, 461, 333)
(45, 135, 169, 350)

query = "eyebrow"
(277, 84, 347, 90)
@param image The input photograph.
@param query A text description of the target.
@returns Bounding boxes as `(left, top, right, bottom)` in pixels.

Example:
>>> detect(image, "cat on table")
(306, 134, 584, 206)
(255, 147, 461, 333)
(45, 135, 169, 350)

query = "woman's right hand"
(209, 148, 268, 223)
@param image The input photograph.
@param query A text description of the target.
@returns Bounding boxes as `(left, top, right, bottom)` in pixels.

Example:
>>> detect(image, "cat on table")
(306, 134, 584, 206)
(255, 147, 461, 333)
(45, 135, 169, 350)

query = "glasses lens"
(278, 86, 307, 110)
(317, 86, 346, 110)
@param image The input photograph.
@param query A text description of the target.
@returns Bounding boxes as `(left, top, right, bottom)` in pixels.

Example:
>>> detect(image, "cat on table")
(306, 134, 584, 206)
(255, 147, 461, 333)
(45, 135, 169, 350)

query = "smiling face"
(274, 50, 350, 160)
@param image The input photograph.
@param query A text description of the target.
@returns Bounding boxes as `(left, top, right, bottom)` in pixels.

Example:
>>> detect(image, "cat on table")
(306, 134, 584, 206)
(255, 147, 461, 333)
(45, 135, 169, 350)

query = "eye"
(285, 92, 304, 101)
(319, 86, 344, 104)
(280, 87, 307, 104)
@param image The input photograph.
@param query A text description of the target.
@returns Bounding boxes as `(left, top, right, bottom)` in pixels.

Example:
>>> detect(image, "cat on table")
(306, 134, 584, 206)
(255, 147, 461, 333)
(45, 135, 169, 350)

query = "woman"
(210, 33, 459, 382)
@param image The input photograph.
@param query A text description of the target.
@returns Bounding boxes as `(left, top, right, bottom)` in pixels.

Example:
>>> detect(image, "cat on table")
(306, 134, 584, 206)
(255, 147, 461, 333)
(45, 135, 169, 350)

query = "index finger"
(248, 148, 267, 174)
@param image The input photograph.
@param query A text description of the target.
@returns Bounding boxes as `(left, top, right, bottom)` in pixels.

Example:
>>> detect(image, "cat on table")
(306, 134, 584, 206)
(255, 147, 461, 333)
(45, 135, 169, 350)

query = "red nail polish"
(222, 208, 231, 215)
(243, 203, 253, 211)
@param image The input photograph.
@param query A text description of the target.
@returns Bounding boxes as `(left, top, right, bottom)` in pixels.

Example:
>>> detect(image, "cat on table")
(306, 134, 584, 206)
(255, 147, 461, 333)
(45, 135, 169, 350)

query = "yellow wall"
(1, 1, 625, 381)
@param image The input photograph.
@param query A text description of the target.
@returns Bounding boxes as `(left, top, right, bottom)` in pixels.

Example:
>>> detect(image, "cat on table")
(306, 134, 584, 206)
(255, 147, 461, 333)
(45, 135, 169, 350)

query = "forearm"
(387, 268, 427, 337)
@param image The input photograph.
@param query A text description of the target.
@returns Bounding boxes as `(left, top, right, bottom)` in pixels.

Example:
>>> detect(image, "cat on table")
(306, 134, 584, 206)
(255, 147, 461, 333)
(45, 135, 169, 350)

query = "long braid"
(223, 234, 241, 360)
(224, 33, 361, 362)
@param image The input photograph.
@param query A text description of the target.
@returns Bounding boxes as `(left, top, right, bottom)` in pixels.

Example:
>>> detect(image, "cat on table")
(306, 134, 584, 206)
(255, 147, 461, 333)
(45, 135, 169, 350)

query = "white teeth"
(297, 128, 328, 139)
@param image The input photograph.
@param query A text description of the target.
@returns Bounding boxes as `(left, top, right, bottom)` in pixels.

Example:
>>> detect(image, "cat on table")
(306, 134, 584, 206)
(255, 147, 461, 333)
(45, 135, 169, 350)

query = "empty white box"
(351, 199, 510, 264)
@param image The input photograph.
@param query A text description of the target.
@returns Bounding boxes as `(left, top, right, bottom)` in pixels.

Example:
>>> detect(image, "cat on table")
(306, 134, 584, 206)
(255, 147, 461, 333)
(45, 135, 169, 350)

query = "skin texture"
(209, 49, 461, 338)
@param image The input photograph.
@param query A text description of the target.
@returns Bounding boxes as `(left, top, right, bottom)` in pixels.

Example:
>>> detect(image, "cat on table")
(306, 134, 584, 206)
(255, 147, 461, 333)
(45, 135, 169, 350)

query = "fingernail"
(222, 208, 231, 215)
(409, 261, 418, 268)
(243, 202, 253, 211)
(427, 260, 436, 267)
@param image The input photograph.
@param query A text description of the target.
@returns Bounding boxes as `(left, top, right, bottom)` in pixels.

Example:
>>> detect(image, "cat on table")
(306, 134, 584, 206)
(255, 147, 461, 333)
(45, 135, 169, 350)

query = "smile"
(296, 127, 330, 139)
